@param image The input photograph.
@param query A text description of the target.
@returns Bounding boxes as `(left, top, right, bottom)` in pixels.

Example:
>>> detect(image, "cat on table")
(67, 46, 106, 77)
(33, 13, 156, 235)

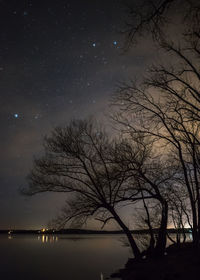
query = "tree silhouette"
(112, 26, 200, 244)
(23, 119, 142, 258)
(122, 0, 199, 48)
(113, 136, 177, 256)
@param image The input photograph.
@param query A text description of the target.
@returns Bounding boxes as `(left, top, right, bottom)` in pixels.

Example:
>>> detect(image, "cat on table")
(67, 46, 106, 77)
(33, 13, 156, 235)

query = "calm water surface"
(0, 234, 132, 280)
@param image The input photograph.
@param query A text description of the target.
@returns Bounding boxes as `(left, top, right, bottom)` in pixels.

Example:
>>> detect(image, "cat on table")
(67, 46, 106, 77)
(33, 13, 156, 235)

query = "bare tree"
(122, 0, 200, 48)
(112, 0, 200, 248)
(112, 25, 200, 244)
(112, 136, 177, 256)
(134, 196, 159, 255)
(167, 183, 192, 244)
(23, 119, 143, 258)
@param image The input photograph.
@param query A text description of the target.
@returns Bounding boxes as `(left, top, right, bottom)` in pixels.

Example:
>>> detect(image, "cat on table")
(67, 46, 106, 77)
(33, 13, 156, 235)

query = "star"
(113, 41, 117, 45)
(14, 114, 19, 118)
(92, 43, 96, 47)
(34, 114, 40, 120)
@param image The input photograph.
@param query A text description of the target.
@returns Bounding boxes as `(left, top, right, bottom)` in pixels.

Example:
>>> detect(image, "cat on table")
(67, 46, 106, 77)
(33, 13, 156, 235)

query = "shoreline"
(110, 243, 200, 280)
(0, 228, 192, 235)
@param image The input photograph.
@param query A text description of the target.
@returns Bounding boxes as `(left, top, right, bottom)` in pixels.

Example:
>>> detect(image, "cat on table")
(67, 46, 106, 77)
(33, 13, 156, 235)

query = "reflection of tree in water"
(59, 236, 88, 242)
(59, 236, 91, 241)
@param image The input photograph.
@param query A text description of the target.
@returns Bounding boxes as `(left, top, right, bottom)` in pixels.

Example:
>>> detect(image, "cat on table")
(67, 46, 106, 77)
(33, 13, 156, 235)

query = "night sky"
(0, 0, 156, 229)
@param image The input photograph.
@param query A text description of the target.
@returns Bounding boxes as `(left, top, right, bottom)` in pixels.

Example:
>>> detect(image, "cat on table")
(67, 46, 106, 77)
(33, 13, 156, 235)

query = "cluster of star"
(92, 41, 118, 47)
(13, 113, 41, 120)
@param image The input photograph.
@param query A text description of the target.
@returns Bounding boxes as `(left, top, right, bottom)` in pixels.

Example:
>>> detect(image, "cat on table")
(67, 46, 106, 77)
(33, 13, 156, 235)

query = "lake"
(0, 234, 132, 280)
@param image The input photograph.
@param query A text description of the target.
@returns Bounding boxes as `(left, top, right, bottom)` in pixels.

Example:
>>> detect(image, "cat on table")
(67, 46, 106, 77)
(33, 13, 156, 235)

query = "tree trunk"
(109, 206, 141, 259)
(154, 200, 168, 257)
(141, 191, 155, 255)
(190, 200, 198, 246)
(197, 192, 200, 247)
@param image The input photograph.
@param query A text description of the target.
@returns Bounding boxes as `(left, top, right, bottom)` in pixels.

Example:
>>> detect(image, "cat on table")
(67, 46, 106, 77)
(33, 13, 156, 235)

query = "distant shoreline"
(0, 228, 192, 235)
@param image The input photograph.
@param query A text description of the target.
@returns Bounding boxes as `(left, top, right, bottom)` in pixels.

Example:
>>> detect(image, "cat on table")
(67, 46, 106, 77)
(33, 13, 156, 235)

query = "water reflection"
(7, 230, 13, 240)
(1, 233, 195, 280)
(38, 235, 58, 243)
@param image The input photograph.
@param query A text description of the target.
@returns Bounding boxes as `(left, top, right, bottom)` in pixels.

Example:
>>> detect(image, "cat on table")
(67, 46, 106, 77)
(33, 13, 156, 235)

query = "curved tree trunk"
(109, 206, 141, 259)
(141, 191, 155, 256)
